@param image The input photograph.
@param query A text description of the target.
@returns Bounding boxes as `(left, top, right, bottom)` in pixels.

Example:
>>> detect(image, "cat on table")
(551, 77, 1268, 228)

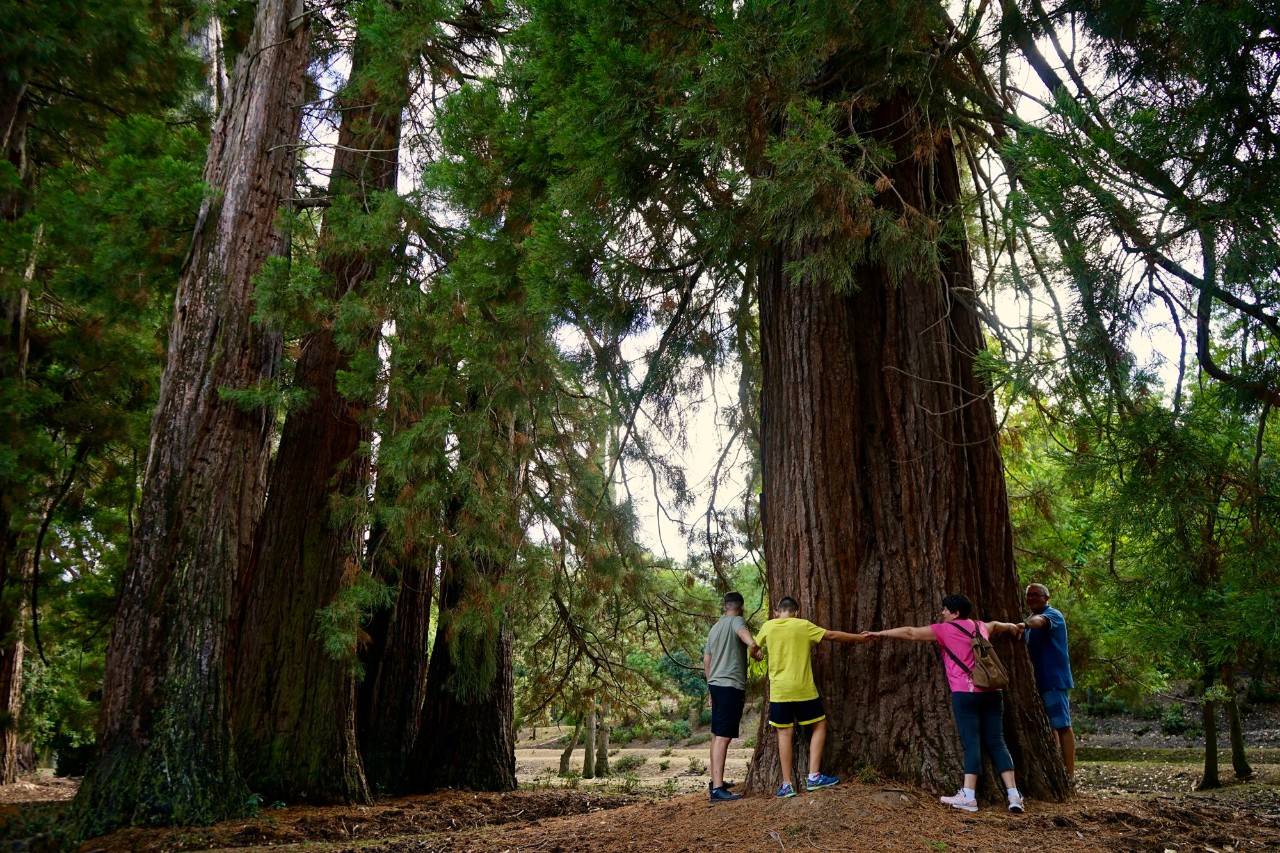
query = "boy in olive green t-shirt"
(752, 596, 868, 798)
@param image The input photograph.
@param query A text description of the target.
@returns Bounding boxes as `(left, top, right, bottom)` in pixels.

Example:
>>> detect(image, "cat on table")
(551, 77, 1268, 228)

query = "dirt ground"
(0, 756, 1274, 852)
(3, 709, 1278, 851)
(60, 776, 1280, 852)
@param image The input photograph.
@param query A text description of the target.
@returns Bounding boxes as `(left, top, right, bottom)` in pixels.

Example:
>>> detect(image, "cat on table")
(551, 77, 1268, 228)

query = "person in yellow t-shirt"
(751, 596, 869, 798)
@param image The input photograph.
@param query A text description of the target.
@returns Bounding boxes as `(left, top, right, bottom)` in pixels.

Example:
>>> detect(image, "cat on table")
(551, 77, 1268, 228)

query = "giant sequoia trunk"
(231, 32, 406, 804)
(72, 0, 308, 833)
(745, 95, 1069, 802)
(358, 548, 435, 793)
(400, 553, 517, 792)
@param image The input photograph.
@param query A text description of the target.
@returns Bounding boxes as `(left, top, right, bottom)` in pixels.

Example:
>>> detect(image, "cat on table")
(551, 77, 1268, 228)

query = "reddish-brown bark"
(358, 546, 435, 794)
(72, 0, 308, 833)
(745, 96, 1069, 802)
(231, 35, 407, 803)
(401, 552, 517, 793)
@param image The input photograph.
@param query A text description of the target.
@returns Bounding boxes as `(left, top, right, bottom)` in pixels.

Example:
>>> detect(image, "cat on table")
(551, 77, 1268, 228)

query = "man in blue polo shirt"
(1021, 583, 1075, 776)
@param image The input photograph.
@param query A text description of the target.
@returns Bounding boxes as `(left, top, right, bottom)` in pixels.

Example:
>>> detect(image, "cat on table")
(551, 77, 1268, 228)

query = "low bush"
(613, 754, 647, 773)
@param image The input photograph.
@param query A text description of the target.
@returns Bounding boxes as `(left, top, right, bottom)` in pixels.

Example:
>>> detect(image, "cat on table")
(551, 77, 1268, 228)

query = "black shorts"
(768, 696, 825, 728)
(708, 684, 746, 738)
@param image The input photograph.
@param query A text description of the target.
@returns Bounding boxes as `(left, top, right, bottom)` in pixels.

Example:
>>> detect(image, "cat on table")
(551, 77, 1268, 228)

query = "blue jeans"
(951, 691, 1014, 775)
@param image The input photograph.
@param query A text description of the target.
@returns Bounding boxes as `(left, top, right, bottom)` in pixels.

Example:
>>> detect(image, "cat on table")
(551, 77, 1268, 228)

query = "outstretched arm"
(865, 625, 935, 642)
(1023, 614, 1050, 630)
(986, 620, 1024, 637)
(824, 629, 872, 644)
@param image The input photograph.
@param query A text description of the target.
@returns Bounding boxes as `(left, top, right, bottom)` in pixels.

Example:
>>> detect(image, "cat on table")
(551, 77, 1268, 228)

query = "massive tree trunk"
(231, 28, 406, 803)
(72, 0, 308, 834)
(400, 553, 517, 792)
(358, 548, 435, 793)
(744, 95, 1069, 802)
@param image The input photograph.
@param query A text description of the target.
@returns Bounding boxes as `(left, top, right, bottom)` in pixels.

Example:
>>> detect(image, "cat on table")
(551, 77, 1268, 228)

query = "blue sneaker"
(807, 773, 840, 790)
(775, 782, 798, 798)
(710, 785, 742, 801)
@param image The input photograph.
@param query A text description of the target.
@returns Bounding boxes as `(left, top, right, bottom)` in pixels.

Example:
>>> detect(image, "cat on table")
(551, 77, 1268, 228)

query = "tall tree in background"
(0, 0, 201, 785)
(73, 0, 309, 833)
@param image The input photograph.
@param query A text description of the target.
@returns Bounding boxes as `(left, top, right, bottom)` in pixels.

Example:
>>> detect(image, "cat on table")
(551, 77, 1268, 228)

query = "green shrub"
(613, 754, 647, 773)
(700, 708, 713, 726)
(1082, 694, 1127, 717)
(1160, 704, 1191, 735)
(686, 732, 710, 746)
(658, 759, 670, 771)
(1131, 701, 1164, 721)
(687, 756, 707, 775)
(670, 720, 692, 740)
(744, 736, 757, 748)
(621, 772, 641, 794)
(611, 726, 634, 745)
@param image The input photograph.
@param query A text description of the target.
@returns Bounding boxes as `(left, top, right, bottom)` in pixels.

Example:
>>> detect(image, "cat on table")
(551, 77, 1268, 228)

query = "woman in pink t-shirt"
(865, 594, 1025, 814)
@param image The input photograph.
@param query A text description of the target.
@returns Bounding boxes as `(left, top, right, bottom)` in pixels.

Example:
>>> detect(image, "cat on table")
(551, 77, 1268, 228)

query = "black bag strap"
(948, 619, 981, 641)
(939, 620, 983, 675)
(940, 643, 972, 675)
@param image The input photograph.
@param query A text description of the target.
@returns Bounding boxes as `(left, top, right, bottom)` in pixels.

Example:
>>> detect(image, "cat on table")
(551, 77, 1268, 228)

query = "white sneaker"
(940, 790, 978, 812)
(1007, 791, 1025, 813)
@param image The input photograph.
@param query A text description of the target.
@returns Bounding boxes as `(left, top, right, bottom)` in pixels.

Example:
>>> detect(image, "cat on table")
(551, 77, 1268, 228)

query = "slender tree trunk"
(231, 27, 406, 802)
(72, 0, 308, 834)
(0, 549, 28, 784)
(745, 94, 1068, 802)
(1221, 665, 1252, 779)
(559, 721, 582, 776)
(1198, 665, 1221, 790)
(595, 704, 609, 776)
(583, 707, 596, 779)
(400, 552, 517, 792)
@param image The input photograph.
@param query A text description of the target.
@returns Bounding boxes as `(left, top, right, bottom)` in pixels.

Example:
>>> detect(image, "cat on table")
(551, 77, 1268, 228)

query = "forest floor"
(3, 703, 1279, 851)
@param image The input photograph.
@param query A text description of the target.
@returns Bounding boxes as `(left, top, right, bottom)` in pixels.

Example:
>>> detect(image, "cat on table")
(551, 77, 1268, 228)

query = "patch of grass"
(613, 754, 647, 773)
(658, 759, 670, 772)
(686, 732, 710, 746)
(857, 765, 880, 784)
(687, 756, 707, 775)
(621, 772, 641, 794)
(744, 735, 757, 748)
(660, 746, 673, 757)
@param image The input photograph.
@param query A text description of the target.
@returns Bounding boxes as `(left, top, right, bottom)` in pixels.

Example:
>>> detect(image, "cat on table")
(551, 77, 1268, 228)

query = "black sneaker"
(710, 786, 742, 801)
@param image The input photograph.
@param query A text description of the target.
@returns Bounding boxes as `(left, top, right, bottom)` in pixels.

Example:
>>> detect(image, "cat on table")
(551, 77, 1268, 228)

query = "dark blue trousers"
(950, 691, 1014, 775)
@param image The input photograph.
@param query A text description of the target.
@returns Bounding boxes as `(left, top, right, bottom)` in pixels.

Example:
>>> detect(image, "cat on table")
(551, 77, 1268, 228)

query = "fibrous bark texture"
(745, 96, 1069, 802)
(401, 556, 517, 793)
(73, 0, 308, 833)
(231, 32, 405, 801)
(359, 550, 435, 793)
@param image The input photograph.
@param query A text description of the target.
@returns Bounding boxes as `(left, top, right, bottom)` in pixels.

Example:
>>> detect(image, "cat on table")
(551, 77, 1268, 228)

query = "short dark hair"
(722, 591, 745, 610)
(777, 596, 800, 613)
(941, 594, 973, 618)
